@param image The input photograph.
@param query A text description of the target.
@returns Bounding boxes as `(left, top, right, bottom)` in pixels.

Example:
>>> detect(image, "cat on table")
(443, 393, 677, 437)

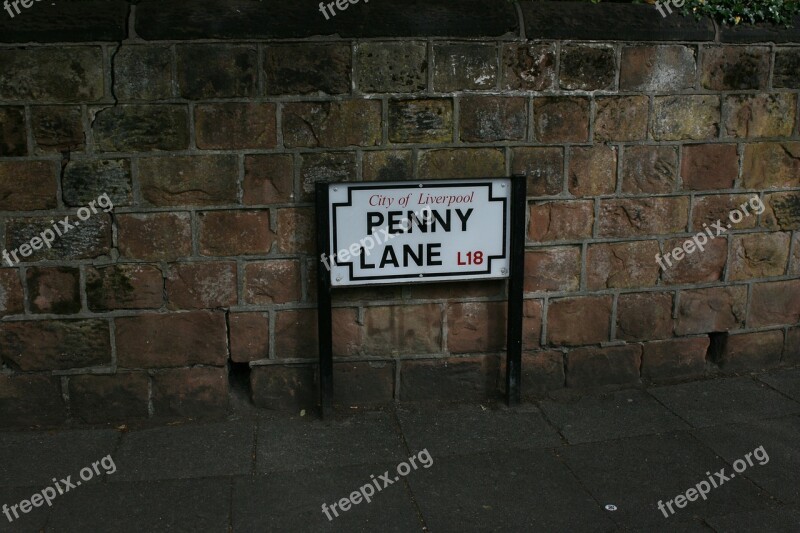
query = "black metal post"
(505, 174, 527, 405)
(315, 183, 334, 418)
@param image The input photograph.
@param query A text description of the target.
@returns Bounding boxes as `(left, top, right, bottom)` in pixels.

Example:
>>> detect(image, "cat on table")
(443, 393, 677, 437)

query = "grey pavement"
(2, 370, 800, 532)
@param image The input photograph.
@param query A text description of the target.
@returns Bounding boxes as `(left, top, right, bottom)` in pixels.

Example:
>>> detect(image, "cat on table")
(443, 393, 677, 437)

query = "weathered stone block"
(389, 99, 453, 143)
(693, 194, 757, 230)
(617, 292, 673, 342)
(264, 43, 351, 95)
(599, 197, 689, 237)
(244, 260, 301, 304)
(400, 356, 500, 402)
(5, 215, 112, 261)
(447, 301, 506, 353)
(113, 45, 173, 101)
(199, 210, 274, 256)
(622, 145, 678, 194)
(569, 145, 617, 197)
(459, 96, 526, 142)
(0, 319, 111, 371)
(433, 43, 497, 91)
(680, 144, 738, 190)
(299, 152, 357, 200)
(763, 192, 800, 230)
(152, 367, 229, 418)
(0, 161, 58, 211)
(723, 94, 797, 139)
(92, 105, 189, 152)
(26, 266, 81, 314)
(0, 375, 66, 427)
(276, 207, 313, 254)
(729, 232, 791, 280)
(251, 365, 316, 411)
(675, 286, 747, 335)
(418, 148, 505, 179)
(69, 373, 150, 424)
(566, 345, 642, 388)
(334, 362, 395, 407)
(701, 46, 770, 90)
(587, 241, 660, 290)
(661, 236, 727, 285)
(244, 154, 294, 205)
(528, 200, 593, 242)
(283, 101, 381, 148)
(559, 44, 616, 90)
(116, 311, 228, 368)
(719, 330, 784, 372)
(594, 96, 648, 142)
(511, 147, 564, 196)
(524, 247, 581, 292)
(0, 269, 24, 316)
(773, 48, 800, 88)
(230, 312, 269, 363)
(749, 279, 800, 328)
(117, 213, 192, 261)
(363, 150, 413, 181)
(364, 304, 442, 355)
(533, 97, 590, 143)
(86, 264, 163, 311)
(0, 107, 26, 156)
(642, 337, 709, 381)
(742, 143, 800, 189)
(166, 262, 237, 310)
(620, 45, 696, 91)
(176, 44, 257, 98)
(0, 47, 103, 102)
(356, 42, 427, 93)
(62, 159, 132, 207)
(501, 43, 556, 91)
(548, 296, 612, 346)
(138, 155, 238, 206)
(31, 106, 85, 153)
(652, 95, 720, 140)
(196, 103, 277, 149)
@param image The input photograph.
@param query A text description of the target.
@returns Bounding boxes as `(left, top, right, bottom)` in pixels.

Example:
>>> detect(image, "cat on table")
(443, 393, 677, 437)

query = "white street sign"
(326, 179, 511, 287)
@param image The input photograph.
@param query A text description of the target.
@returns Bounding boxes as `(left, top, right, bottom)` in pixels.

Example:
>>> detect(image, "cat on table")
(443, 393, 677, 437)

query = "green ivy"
(680, 0, 800, 26)
(508, 0, 800, 26)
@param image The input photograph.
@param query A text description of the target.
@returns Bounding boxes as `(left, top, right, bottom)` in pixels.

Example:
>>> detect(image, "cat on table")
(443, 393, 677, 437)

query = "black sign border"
(330, 181, 508, 284)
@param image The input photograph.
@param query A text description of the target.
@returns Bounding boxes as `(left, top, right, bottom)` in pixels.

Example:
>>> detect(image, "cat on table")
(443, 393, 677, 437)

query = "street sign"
(325, 179, 511, 287)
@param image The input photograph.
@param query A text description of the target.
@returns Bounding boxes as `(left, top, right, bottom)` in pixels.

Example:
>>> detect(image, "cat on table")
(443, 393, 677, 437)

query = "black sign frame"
(315, 175, 527, 418)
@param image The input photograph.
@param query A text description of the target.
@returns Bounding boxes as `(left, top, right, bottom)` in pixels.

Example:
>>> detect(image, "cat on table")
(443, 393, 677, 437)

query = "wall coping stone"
(0, 0, 798, 44)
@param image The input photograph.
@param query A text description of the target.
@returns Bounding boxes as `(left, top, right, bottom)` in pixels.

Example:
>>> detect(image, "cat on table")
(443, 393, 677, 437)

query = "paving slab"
(540, 389, 689, 444)
(759, 369, 800, 404)
(648, 377, 800, 428)
(233, 465, 422, 531)
(46, 477, 231, 532)
(396, 404, 562, 457)
(406, 448, 616, 532)
(110, 421, 254, 482)
(0, 486, 51, 533)
(256, 410, 406, 473)
(0, 429, 120, 487)
(693, 416, 800, 504)
(705, 507, 800, 532)
(558, 432, 776, 528)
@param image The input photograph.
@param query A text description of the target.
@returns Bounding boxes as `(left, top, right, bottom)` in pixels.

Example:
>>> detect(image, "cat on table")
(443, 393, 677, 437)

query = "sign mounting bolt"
(501, 268, 508, 275)
(336, 276, 342, 282)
